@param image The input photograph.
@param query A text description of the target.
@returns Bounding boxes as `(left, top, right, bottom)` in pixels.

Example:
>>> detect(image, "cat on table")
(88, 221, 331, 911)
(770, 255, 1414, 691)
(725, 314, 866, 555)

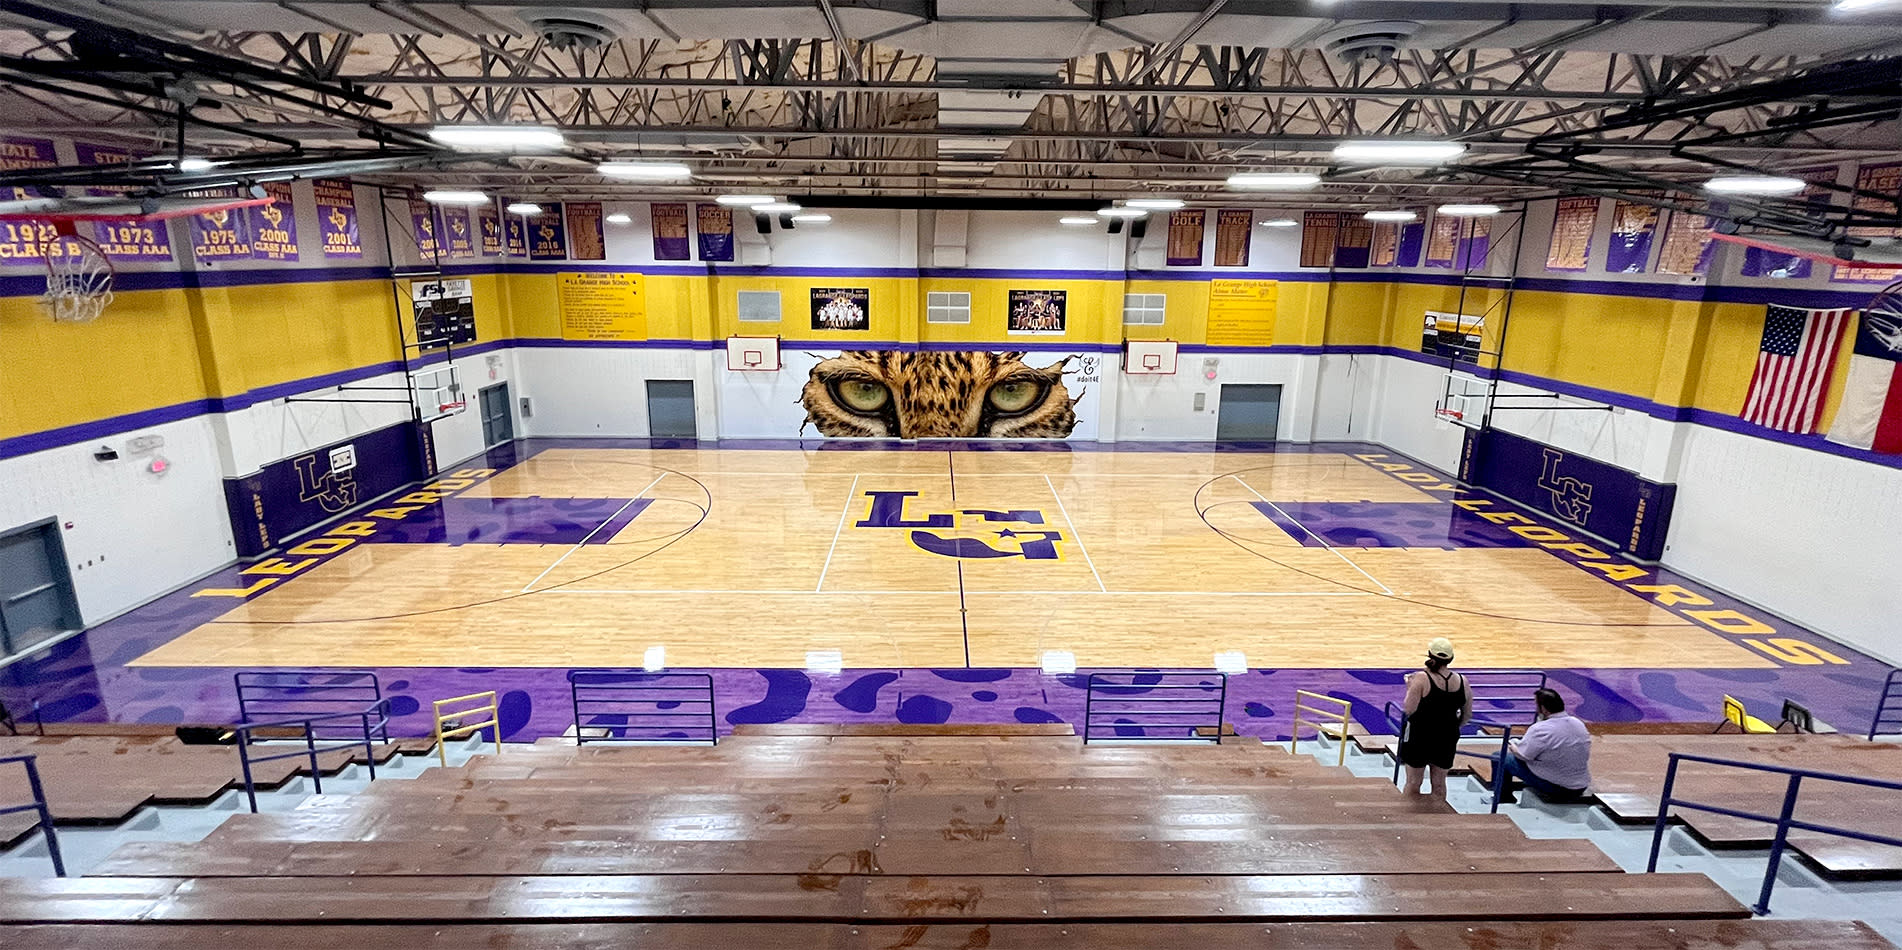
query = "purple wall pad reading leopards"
(2, 438, 1892, 744)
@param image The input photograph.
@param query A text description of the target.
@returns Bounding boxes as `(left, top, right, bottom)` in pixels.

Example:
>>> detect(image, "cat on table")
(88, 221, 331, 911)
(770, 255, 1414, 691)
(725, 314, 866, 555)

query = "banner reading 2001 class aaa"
(313, 179, 362, 258)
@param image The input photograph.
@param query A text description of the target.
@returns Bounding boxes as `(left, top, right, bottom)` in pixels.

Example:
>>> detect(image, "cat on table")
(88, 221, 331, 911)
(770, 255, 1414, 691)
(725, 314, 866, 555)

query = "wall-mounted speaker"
(754, 214, 772, 235)
(1129, 217, 1149, 240)
(779, 213, 795, 229)
(1107, 219, 1124, 234)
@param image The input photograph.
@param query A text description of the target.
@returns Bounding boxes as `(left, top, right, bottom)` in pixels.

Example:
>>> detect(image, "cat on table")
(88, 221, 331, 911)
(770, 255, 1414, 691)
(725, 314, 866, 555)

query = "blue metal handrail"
(1382, 700, 1519, 813)
(231, 699, 391, 813)
(1643, 751, 1902, 915)
(1870, 669, 1902, 741)
(235, 670, 386, 742)
(1083, 671, 1227, 744)
(568, 670, 718, 745)
(0, 754, 64, 876)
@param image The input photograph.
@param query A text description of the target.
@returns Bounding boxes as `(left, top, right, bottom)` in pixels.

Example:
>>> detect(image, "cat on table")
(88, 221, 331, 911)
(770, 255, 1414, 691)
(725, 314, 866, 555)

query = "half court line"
(1229, 474, 1397, 596)
(520, 472, 668, 593)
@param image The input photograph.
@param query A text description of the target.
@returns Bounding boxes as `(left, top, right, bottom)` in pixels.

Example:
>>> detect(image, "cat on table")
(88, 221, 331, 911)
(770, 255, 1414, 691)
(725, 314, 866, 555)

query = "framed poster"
(811, 287, 871, 330)
(1007, 289, 1067, 335)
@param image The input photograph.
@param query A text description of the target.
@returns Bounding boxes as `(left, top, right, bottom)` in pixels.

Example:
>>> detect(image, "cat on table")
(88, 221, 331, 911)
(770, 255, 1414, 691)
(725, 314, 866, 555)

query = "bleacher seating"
(3, 728, 1890, 947)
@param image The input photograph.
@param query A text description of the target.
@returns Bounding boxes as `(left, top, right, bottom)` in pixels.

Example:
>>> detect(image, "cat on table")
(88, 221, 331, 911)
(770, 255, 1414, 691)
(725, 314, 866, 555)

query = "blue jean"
(1502, 751, 1587, 802)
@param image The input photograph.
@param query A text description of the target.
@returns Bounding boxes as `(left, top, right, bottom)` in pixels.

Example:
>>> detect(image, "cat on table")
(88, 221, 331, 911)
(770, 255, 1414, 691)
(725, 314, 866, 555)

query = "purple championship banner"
(1605, 198, 1659, 274)
(696, 203, 734, 261)
(74, 142, 173, 261)
(443, 205, 476, 259)
(1736, 171, 1834, 279)
(0, 136, 60, 260)
(1458, 426, 1677, 561)
(221, 421, 427, 559)
(477, 205, 502, 256)
(190, 190, 251, 261)
(313, 179, 362, 258)
(1453, 216, 1491, 270)
(1394, 214, 1426, 267)
(529, 203, 569, 260)
(410, 198, 442, 258)
(652, 203, 690, 260)
(248, 180, 299, 262)
(504, 211, 528, 257)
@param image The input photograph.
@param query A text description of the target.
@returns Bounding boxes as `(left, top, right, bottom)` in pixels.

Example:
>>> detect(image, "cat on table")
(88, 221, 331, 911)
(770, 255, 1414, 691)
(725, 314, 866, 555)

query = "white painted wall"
(0, 416, 235, 625)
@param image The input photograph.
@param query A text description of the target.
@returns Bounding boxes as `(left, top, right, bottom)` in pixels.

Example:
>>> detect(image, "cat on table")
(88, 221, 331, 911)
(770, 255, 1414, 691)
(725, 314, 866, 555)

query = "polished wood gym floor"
(131, 447, 1770, 670)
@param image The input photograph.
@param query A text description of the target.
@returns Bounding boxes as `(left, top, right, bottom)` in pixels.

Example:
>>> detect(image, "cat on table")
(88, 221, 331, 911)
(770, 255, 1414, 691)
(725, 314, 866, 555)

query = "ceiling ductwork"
(1320, 21, 1424, 65)
(516, 8, 623, 51)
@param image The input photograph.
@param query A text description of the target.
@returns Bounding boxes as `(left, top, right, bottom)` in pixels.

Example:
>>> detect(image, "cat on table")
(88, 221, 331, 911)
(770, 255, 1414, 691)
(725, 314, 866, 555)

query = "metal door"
(479, 382, 513, 447)
(646, 380, 698, 439)
(0, 520, 81, 657)
(1215, 384, 1282, 441)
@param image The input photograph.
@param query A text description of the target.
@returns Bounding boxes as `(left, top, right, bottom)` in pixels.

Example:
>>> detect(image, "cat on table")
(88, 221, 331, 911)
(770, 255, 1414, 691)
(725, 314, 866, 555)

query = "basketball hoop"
(439, 400, 467, 415)
(40, 221, 115, 323)
(1435, 408, 1464, 423)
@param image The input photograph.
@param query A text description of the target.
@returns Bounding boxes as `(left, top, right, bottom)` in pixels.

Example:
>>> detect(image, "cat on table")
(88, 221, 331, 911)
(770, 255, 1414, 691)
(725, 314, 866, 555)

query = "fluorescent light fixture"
(1213, 650, 1248, 675)
(716, 194, 776, 207)
(1363, 210, 1419, 222)
(423, 190, 489, 205)
(753, 201, 801, 213)
(428, 125, 564, 150)
(790, 213, 832, 223)
(1836, 0, 1898, 10)
(1260, 218, 1298, 228)
(597, 161, 691, 179)
(1227, 172, 1321, 190)
(1333, 141, 1466, 164)
(1059, 216, 1100, 226)
(642, 645, 665, 672)
(605, 212, 632, 225)
(805, 649, 845, 675)
(1438, 204, 1500, 216)
(505, 202, 542, 216)
(1040, 650, 1077, 675)
(1098, 206, 1149, 218)
(1703, 175, 1806, 196)
(175, 157, 220, 172)
(1125, 197, 1185, 210)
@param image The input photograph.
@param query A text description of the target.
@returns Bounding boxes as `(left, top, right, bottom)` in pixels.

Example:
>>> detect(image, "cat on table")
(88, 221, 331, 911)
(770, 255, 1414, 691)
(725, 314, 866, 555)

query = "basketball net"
(40, 219, 115, 323)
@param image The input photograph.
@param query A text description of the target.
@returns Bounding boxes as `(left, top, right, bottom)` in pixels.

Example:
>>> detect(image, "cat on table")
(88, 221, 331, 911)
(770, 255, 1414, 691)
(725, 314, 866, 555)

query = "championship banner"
(191, 190, 251, 261)
(1739, 171, 1832, 279)
(566, 201, 606, 261)
(558, 272, 647, 341)
(528, 203, 569, 260)
(1206, 279, 1277, 346)
(1836, 162, 1902, 283)
(811, 287, 872, 330)
(409, 198, 441, 257)
(1299, 212, 1338, 268)
(1454, 215, 1492, 270)
(442, 206, 475, 259)
(248, 180, 299, 262)
(1655, 210, 1717, 276)
(1213, 209, 1251, 266)
(504, 212, 528, 257)
(313, 179, 362, 258)
(1333, 214, 1372, 268)
(75, 142, 172, 261)
(1166, 209, 1206, 266)
(1369, 222, 1398, 267)
(1423, 213, 1459, 267)
(1007, 289, 1067, 335)
(1396, 215, 1427, 267)
(477, 205, 501, 256)
(652, 203, 690, 260)
(0, 136, 59, 261)
(1545, 196, 1598, 272)
(1606, 198, 1659, 274)
(696, 203, 734, 261)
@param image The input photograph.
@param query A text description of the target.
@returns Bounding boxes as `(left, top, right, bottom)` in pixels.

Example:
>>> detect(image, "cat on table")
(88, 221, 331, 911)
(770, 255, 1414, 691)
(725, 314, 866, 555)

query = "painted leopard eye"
(987, 378, 1044, 414)
(833, 378, 890, 413)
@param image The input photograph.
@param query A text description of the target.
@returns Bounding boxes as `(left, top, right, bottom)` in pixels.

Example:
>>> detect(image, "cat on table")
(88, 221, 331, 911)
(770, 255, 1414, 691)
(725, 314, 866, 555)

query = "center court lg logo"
(1537, 448, 1593, 526)
(854, 490, 1064, 559)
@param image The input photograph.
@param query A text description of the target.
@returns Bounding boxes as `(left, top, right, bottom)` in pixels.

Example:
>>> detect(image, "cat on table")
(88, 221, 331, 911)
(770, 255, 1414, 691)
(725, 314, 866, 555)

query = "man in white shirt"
(1499, 688, 1593, 803)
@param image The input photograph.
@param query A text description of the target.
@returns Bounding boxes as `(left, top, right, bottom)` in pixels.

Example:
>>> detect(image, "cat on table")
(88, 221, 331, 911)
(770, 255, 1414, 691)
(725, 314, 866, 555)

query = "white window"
(1123, 293, 1166, 325)
(926, 291, 971, 324)
(737, 290, 781, 322)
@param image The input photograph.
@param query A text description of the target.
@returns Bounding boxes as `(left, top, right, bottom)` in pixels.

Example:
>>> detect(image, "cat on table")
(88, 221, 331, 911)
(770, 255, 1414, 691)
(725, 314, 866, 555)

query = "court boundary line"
(538, 588, 1375, 597)
(519, 472, 668, 593)
(1043, 473, 1106, 593)
(1230, 474, 1397, 596)
(814, 473, 861, 592)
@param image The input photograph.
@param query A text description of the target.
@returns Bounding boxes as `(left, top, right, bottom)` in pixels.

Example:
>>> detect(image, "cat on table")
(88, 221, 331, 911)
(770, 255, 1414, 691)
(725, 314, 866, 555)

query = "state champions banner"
(0, 136, 59, 261)
(312, 179, 362, 258)
(477, 205, 502, 256)
(529, 204, 569, 260)
(442, 205, 476, 259)
(191, 190, 251, 261)
(248, 180, 299, 262)
(74, 141, 172, 261)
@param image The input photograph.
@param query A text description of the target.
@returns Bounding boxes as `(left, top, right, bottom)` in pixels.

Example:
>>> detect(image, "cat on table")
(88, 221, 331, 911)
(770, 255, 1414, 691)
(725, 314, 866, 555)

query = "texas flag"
(1827, 309, 1902, 453)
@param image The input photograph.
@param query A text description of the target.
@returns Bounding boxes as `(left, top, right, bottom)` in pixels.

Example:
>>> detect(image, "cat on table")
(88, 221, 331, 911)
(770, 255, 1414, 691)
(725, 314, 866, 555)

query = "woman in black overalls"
(1398, 637, 1472, 797)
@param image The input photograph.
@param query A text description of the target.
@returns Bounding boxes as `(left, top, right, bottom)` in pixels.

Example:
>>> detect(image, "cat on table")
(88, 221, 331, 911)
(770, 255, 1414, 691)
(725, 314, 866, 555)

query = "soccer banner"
(652, 203, 690, 260)
(697, 203, 734, 261)
(248, 181, 299, 262)
(313, 179, 362, 258)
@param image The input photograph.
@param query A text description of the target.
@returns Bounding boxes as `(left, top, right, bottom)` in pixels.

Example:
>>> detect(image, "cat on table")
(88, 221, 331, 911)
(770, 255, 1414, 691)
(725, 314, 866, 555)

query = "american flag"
(1741, 305, 1853, 433)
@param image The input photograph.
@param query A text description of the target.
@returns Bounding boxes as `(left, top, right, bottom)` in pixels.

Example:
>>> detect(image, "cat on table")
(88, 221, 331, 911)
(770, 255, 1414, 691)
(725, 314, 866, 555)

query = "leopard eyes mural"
(800, 350, 1081, 438)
